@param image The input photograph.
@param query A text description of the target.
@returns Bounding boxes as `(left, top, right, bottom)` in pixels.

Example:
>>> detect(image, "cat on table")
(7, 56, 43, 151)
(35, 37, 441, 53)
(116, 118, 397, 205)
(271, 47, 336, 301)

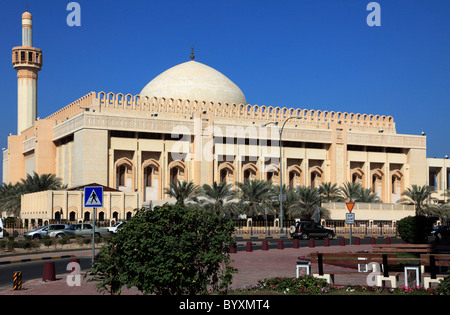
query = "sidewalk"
(0, 243, 407, 295)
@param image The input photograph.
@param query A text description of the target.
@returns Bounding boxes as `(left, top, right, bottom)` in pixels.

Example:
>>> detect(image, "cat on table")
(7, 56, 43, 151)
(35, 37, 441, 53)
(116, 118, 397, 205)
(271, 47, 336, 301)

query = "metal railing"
(233, 219, 398, 237)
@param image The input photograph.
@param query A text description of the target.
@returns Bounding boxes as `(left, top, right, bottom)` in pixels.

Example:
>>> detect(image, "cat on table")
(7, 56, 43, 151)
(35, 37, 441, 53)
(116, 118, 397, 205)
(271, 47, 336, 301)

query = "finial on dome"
(190, 46, 195, 61)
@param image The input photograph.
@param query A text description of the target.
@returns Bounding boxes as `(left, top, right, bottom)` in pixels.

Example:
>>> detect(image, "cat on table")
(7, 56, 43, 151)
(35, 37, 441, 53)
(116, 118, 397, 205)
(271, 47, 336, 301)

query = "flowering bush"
(341, 285, 436, 295)
(230, 278, 441, 295)
(256, 276, 334, 295)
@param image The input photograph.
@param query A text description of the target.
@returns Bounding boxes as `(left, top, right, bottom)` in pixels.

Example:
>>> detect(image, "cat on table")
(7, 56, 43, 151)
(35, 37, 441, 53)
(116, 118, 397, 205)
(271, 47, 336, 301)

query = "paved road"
(0, 236, 403, 291)
(0, 257, 92, 290)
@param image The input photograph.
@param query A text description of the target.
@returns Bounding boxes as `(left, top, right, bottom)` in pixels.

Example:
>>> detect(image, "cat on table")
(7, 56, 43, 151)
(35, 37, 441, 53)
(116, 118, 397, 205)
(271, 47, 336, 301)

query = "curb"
(0, 254, 77, 266)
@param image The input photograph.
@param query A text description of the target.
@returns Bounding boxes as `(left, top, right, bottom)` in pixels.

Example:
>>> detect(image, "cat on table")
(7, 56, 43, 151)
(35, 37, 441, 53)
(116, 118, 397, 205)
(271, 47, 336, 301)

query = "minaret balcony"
(12, 46, 42, 71)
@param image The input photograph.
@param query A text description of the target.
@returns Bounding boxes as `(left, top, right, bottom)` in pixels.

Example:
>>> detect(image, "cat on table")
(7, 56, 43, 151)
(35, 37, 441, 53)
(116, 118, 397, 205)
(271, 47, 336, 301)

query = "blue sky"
(0, 0, 449, 169)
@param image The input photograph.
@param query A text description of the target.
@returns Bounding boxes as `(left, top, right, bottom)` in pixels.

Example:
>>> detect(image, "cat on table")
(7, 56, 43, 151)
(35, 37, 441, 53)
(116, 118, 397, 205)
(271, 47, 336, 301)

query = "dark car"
(289, 221, 335, 240)
(433, 225, 450, 240)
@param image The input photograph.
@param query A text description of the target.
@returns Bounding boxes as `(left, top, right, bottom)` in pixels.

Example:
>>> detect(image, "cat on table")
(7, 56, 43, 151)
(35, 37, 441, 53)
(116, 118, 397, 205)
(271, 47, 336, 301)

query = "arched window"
(288, 166, 302, 188)
(371, 169, 384, 201)
(168, 161, 186, 184)
(351, 169, 364, 186)
(218, 162, 234, 185)
(265, 164, 279, 185)
(115, 158, 133, 192)
(310, 166, 323, 188)
(391, 171, 403, 203)
(242, 163, 258, 181)
(143, 159, 160, 201)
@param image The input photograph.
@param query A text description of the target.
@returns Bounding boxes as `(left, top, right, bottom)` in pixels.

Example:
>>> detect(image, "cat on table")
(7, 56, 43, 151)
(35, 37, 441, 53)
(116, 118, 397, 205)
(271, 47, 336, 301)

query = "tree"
(0, 183, 24, 217)
(88, 203, 236, 295)
(400, 184, 438, 216)
(358, 187, 381, 203)
(435, 203, 450, 224)
(296, 186, 330, 220)
(196, 182, 238, 216)
(318, 182, 343, 203)
(397, 215, 435, 244)
(21, 172, 66, 192)
(340, 182, 362, 202)
(0, 172, 66, 217)
(339, 182, 381, 203)
(164, 180, 199, 206)
(235, 179, 274, 217)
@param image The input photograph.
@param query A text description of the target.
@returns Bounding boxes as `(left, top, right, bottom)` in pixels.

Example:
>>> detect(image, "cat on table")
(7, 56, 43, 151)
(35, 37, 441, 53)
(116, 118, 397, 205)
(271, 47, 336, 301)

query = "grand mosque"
(3, 11, 448, 226)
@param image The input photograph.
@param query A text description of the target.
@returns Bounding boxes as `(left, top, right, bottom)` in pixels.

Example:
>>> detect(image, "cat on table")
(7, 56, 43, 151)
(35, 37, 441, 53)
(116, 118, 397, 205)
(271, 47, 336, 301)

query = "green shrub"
(76, 235, 85, 246)
(31, 239, 40, 250)
(19, 240, 32, 250)
(7, 240, 15, 251)
(83, 238, 91, 246)
(436, 277, 450, 295)
(397, 216, 434, 244)
(58, 235, 70, 247)
(88, 204, 236, 295)
(43, 236, 53, 248)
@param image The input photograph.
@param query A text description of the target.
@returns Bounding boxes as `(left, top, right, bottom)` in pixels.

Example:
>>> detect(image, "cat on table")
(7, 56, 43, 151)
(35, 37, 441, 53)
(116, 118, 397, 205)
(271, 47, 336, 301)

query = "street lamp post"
(262, 116, 302, 235)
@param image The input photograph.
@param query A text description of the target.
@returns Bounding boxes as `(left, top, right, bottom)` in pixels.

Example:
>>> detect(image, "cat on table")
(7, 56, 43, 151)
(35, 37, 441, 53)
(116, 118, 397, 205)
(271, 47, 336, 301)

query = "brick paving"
(0, 243, 409, 295)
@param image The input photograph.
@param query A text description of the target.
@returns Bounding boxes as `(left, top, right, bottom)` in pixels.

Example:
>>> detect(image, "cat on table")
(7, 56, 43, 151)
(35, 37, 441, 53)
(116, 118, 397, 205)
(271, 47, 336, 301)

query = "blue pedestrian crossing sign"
(84, 186, 103, 207)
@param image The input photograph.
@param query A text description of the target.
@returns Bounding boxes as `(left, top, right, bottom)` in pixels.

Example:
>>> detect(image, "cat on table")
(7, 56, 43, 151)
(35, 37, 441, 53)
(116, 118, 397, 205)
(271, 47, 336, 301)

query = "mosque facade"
(2, 11, 448, 226)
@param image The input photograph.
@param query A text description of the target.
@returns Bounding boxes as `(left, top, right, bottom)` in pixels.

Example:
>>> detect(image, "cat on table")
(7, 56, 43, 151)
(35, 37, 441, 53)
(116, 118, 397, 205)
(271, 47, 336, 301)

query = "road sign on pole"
(84, 186, 103, 266)
(84, 186, 103, 208)
(346, 213, 355, 224)
(345, 203, 355, 245)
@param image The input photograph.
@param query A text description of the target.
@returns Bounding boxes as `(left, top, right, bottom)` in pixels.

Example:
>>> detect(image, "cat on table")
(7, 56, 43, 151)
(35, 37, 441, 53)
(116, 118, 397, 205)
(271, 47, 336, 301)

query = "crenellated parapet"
(44, 91, 396, 132)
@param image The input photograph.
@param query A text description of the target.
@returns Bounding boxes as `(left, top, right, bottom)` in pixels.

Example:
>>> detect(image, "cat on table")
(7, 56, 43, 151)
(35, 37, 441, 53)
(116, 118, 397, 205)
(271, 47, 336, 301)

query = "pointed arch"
(287, 165, 302, 188)
(218, 162, 235, 185)
(242, 162, 258, 181)
(115, 157, 134, 192)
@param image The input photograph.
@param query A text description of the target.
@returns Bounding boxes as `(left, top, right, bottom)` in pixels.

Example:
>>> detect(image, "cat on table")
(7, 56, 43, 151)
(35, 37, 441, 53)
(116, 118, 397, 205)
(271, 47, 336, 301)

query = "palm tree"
(400, 184, 438, 216)
(296, 186, 330, 220)
(21, 172, 67, 192)
(235, 179, 274, 217)
(271, 185, 302, 219)
(340, 182, 362, 202)
(0, 172, 67, 217)
(0, 182, 24, 217)
(358, 187, 381, 203)
(196, 181, 238, 216)
(164, 180, 199, 206)
(318, 182, 343, 203)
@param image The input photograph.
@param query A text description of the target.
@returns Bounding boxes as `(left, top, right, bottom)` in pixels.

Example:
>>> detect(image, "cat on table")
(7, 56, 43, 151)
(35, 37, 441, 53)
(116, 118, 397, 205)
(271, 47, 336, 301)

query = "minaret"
(12, 11, 43, 135)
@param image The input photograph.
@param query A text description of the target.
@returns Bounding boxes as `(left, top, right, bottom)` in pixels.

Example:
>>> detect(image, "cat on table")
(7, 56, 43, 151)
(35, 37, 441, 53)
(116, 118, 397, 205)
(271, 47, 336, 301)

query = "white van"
(0, 218, 3, 239)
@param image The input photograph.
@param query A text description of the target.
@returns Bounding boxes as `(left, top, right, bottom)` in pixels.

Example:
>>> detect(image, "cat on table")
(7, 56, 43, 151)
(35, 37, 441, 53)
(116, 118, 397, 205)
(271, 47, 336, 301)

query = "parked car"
(24, 224, 69, 239)
(107, 221, 124, 234)
(433, 225, 450, 240)
(63, 223, 109, 238)
(289, 221, 335, 240)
